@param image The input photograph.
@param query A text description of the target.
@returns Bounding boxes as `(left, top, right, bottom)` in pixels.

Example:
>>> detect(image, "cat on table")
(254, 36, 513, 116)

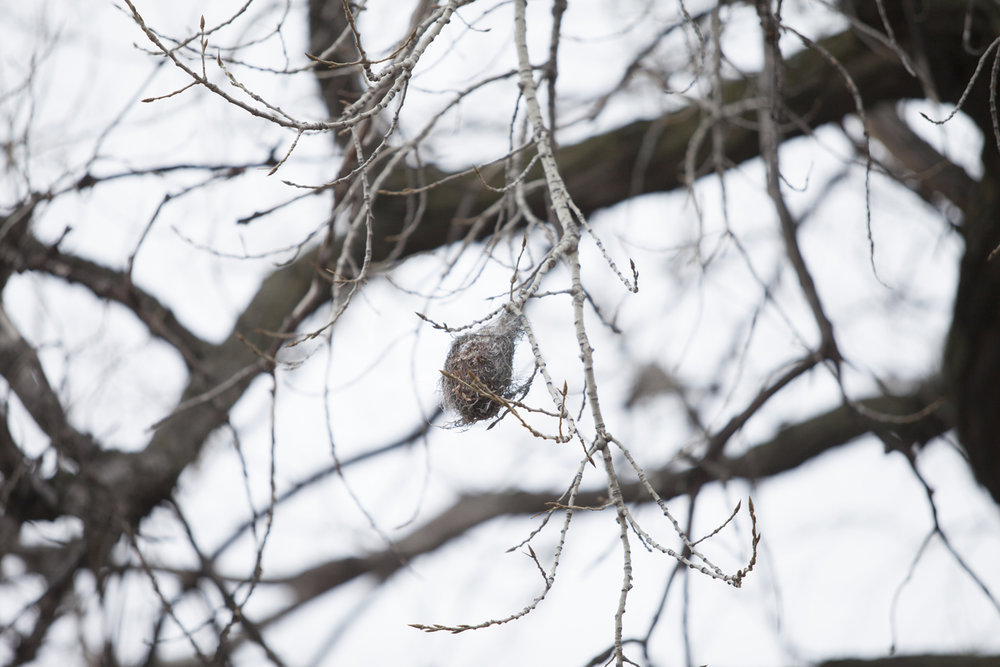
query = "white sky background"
(1, 0, 999, 666)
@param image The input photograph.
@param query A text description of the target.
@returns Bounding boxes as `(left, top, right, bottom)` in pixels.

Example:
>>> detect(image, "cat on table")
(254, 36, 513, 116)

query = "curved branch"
(0, 305, 100, 464)
(820, 655, 1000, 667)
(8, 233, 210, 366)
(867, 103, 977, 212)
(251, 381, 947, 628)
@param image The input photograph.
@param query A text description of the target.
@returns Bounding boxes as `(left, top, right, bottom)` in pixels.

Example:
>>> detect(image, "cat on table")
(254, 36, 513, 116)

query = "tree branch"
(820, 655, 1000, 667)
(0, 305, 100, 464)
(867, 103, 977, 213)
(7, 233, 211, 367)
(246, 381, 947, 629)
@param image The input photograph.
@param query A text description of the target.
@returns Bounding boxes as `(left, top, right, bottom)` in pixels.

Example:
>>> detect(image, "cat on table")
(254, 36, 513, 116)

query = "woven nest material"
(441, 313, 521, 424)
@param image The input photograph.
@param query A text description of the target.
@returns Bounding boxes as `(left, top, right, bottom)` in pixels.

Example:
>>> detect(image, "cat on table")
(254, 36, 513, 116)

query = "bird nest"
(440, 312, 524, 425)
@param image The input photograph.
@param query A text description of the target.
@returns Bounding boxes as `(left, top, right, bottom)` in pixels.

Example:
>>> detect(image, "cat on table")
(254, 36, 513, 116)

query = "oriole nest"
(441, 312, 524, 424)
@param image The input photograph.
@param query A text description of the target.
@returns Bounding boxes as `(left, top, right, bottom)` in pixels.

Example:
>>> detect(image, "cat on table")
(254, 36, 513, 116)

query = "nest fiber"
(441, 313, 521, 424)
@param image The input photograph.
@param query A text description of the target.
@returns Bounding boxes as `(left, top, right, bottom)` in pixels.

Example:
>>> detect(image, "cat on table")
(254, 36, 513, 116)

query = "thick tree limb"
(0, 306, 99, 465)
(944, 144, 1000, 505)
(820, 656, 1000, 667)
(253, 381, 947, 626)
(6, 234, 211, 367)
(867, 103, 977, 213)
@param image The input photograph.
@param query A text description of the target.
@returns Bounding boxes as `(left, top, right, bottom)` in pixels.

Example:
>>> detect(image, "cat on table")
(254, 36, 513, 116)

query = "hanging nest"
(441, 312, 522, 424)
